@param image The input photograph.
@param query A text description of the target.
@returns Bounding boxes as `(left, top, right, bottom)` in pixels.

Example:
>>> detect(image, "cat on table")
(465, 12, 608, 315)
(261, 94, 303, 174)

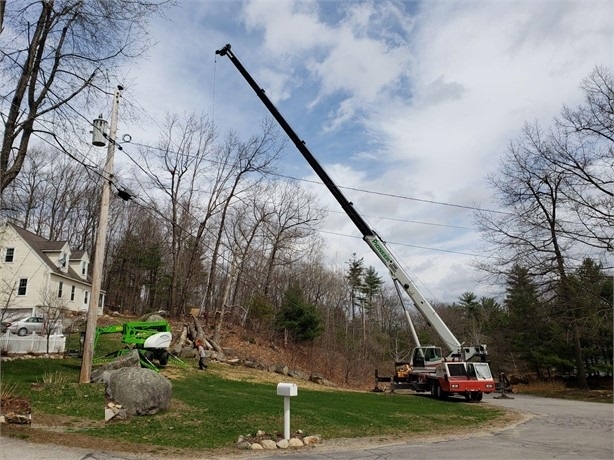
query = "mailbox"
(276, 382, 298, 440)
(277, 382, 297, 397)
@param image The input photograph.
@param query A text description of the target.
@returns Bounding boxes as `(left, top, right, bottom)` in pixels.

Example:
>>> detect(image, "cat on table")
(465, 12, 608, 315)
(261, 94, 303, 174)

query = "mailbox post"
(276, 383, 298, 440)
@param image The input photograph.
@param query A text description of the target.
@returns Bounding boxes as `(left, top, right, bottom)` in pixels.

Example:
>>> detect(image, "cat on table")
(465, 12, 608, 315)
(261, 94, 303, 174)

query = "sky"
(113, 0, 612, 303)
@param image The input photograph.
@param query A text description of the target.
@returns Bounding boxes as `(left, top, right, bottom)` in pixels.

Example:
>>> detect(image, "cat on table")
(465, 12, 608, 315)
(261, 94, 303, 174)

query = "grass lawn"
(0, 355, 507, 452)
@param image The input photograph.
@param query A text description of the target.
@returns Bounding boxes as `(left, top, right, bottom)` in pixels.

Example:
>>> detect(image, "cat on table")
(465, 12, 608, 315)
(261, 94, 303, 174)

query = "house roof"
(70, 250, 87, 260)
(9, 223, 92, 284)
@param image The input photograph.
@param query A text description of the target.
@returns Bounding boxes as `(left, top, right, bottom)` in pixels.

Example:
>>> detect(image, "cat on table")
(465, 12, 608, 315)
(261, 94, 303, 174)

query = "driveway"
(1, 393, 612, 459)
(259, 393, 613, 460)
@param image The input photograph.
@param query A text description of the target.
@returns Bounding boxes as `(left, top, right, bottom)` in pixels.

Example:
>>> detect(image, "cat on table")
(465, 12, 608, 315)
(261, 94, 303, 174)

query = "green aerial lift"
(95, 321, 173, 369)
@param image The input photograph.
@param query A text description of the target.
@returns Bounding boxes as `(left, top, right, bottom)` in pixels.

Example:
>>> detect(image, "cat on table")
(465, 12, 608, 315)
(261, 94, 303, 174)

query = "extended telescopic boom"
(216, 44, 482, 359)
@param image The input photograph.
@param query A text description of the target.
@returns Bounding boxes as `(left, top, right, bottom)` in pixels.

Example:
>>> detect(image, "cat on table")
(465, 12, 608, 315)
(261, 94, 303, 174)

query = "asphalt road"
(1, 393, 612, 460)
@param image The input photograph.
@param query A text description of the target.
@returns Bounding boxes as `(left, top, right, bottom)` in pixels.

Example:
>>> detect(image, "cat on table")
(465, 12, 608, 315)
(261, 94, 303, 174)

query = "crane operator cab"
(411, 346, 443, 369)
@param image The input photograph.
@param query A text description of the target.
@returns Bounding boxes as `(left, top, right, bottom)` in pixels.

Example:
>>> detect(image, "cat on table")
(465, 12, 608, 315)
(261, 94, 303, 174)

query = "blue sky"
(114, 0, 612, 302)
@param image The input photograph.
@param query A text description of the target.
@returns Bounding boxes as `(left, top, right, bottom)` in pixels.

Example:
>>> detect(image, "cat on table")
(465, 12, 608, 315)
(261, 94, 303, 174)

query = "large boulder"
(137, 313, 166, 323)
(107, 367, 172, 416)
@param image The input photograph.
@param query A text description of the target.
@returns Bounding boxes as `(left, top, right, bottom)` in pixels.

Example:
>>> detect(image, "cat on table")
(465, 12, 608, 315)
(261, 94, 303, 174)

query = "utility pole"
(79, 85, 123, 383)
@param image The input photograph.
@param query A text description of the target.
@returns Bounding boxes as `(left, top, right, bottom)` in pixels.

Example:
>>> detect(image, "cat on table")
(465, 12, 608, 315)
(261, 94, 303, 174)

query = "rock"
(108, 367, 172, 416)
(90, 349, 141, 383)
(309, 374, 335, 387)
(104, 408, 116, 422)
(288, 438, 304, 447)
(179, 347, 197, 359)
(170, 344, 182, 356)
(276, 439, 289, 449)
(105, 402, 128, 422)
(288, 369, 309, 381)
(237, 441, 251, 450)
(273, 364, 289, 376)
(205, 350, 226, 362)
(303, 435, 321, 445)
(250, 443, 263, 450)
(260, 439, 277, 450)
(4, 412, 30, 424)
(137, 313, 166, 322)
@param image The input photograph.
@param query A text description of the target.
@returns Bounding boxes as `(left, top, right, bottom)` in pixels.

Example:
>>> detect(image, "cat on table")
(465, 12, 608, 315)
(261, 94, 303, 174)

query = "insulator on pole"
(92, 115, 108, 146)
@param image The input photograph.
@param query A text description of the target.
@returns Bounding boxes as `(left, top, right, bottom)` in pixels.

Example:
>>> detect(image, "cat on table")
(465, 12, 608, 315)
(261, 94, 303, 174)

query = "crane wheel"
(435, 383, 448, 400)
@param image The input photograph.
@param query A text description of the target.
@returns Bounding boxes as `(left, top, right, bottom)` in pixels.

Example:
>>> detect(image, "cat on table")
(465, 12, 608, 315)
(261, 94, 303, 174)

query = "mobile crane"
(215, 44, 495, 401)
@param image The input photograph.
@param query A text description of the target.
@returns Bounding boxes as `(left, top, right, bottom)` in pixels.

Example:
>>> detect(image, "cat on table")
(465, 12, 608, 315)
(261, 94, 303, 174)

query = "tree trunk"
(572, 323, 589, 390)
(213, 256, 237, 344)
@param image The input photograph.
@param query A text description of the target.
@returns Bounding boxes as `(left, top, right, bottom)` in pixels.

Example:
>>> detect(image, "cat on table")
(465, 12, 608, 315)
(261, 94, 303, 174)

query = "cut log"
(177, 325, 188, 348)
(188, 314, 224, 353)
(191, 314, 206, 340)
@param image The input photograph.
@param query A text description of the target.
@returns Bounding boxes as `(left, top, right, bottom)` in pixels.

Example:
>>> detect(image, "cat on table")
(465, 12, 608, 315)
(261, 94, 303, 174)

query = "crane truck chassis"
(375, 346, 495, 400)
(215, 44, 496, 401)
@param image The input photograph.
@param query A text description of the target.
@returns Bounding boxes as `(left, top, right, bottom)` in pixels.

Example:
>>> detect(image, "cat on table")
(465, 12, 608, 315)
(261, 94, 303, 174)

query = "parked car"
(1, 321, 10, 333)
(7, 316, 45, 336)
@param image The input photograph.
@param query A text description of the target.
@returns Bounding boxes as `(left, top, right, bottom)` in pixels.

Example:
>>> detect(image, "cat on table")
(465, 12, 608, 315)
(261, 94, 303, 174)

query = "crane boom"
(216, 44, 477, 358)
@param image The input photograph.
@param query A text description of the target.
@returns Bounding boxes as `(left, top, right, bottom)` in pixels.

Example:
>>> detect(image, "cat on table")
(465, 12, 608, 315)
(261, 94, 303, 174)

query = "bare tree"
(200, 120, 283, 318)
(552, 67, 614, 251)
(0, 0, 171, 195)
(4, 145, 103, 254)
(38, 285, 69, 354)
(476, 69, 614, 388)
(135, 112, 216, 315)
(260, 180, 326, 296)
(227, 186, 276, 309)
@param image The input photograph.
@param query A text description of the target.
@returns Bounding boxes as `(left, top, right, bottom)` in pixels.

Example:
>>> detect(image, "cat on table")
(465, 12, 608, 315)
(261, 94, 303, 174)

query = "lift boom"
(216, 44, 486, 361)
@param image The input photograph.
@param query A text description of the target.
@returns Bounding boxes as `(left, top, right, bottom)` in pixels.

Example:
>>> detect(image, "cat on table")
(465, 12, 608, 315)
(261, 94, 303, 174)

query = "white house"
(0, 222, 104, 321)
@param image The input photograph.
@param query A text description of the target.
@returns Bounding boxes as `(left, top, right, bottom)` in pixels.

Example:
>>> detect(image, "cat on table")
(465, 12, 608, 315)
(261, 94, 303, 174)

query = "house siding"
(0, 223, 102, 318)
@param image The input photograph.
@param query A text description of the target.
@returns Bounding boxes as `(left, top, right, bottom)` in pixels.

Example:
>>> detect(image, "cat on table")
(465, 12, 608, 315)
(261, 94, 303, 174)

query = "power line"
(319, 230, 483, 258)
(22, 113, 483, 259)
(39, 91, 507, 220)
(128, 138, 508, 216)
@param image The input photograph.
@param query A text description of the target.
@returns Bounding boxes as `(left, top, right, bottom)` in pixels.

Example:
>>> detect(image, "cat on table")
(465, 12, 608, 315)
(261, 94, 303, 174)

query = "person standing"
(195, 338, 208, 370)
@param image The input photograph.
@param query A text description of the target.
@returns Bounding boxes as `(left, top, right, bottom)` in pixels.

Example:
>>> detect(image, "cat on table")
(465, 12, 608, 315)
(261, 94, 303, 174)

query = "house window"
(5, 248, 14, 262)
(84, 290, 89, 304)
(71, 285, 75, 301)
(81, 262, 87, 276)
(58, 281, 63, 298)
(17, 278, 28, 296)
